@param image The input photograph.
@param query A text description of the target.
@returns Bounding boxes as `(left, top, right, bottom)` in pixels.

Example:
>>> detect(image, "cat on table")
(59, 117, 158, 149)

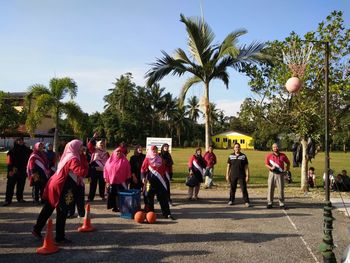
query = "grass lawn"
(1, 148, 348, 188)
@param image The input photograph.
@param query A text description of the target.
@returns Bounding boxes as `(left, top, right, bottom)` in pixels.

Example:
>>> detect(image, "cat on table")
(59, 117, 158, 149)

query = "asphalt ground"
(1, 181, 350, 263)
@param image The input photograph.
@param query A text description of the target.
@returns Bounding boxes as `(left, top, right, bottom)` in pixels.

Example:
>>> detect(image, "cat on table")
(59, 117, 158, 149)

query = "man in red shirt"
(203, 146, 217, 189)
(265, 143, 290, 209)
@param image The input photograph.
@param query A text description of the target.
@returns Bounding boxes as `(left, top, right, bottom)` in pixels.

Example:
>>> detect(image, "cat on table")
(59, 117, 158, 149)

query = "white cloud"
(214, 99, 243, 117)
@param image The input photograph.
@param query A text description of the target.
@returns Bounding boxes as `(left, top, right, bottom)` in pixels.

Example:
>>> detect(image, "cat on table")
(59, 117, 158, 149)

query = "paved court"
(1, 182, 350, 263)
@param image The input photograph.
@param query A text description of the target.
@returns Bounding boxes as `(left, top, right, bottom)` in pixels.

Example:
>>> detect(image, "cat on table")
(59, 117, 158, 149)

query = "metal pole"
(324, 41, 330, 202)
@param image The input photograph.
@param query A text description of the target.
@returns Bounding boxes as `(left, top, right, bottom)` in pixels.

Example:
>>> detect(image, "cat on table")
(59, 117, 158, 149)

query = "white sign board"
(146, 137, 172, 153)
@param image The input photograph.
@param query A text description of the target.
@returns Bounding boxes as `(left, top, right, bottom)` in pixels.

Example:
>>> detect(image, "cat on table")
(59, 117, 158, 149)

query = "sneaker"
(266, 204, 273, 209)
(112, 208, 120, 212)
(169, 201, 173, 207)
(228, 201, 233, 205)
(55, 238, 72, 245)
(245, 203, 252, 208)
(32, 229, 42, 240)
(2, 201, 11, 207)
(17, 199, 26, 203)
(280, 205, 287, 210)
(166, 215, 176, 220)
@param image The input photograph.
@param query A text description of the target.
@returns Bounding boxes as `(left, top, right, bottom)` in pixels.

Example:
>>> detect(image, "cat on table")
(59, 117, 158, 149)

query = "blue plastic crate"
(118, 189, 141, 219)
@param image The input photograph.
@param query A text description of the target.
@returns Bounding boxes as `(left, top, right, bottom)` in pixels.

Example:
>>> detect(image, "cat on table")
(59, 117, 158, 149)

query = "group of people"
(4, 138, 56, 206)
(6, 136, 346, 243)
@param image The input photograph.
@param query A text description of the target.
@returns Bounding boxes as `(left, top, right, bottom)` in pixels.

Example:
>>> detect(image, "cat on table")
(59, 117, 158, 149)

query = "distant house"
(211, 131, 254, 150)
(3, 92, 55, 137)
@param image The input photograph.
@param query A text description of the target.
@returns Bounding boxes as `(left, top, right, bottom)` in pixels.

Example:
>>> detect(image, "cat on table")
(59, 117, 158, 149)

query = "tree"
(240, 11, 350, 191)
(25, 77, 85, 151)
(146, 13, 266, 150)
(0, 91, 22, 136)
(185, 96, 201, 123)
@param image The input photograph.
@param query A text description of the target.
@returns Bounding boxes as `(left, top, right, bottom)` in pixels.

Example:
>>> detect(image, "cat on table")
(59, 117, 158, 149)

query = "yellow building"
(211, 131, 254, 150)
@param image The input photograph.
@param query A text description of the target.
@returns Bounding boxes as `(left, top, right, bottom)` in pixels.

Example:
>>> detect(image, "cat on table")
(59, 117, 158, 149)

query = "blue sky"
(0, 0, 349, 116)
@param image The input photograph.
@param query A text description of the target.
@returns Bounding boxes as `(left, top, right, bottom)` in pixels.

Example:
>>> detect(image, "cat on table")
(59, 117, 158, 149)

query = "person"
(87, 132, 100, 156)
(203, 145, 217, 189)
(265, 143, 290, 209)
(141, 145, 174, 219)
(119, 141, 129, 156)
(341, 170, 350, 191)
(159, 143, 174, 205)
(26, 142, 50, 204)
(323, 169, 335, 191)
(186, 148, 207, 201)
(104, 147, 131, 212)
(129, 145, 146, 190)
(45, 142, 56, 177)
(334, 170, 350, 192)
(88, 140, 109, 202)
(57, 139, 67, 161)
(3, 137, 32, 206)
(307, 167, 316, 188)
(32, 139, 88, 243)
(226, 143, 251, 207)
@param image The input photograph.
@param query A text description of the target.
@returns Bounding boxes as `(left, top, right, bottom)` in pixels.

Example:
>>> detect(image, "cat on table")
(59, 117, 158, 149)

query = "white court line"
(283, 210, 320, 263)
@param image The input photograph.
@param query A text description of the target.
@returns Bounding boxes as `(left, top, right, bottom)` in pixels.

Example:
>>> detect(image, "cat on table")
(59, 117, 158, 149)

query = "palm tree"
(25, 77, 85, 151)
(146, 14, 266, 150)
(186, 96, 201, 123)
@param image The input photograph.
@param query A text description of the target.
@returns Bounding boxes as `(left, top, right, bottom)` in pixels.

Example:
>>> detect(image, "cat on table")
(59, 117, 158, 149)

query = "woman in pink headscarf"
(88, 140, 109, 202)
(141, 145, 174, 220)
(104, 147, 131, 212)
(32, 139, 88, 244)
(27, 142, 50, 204)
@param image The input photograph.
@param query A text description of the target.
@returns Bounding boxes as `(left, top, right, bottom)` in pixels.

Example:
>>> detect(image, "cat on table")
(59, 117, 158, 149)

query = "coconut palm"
(186, 96, 201, 123)
(25, 77, 85, 151)
(146, 14, 267, 150)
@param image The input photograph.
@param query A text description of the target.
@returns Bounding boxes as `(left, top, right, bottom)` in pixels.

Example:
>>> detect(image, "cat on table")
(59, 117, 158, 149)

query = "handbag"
(185, 174, 199, 187)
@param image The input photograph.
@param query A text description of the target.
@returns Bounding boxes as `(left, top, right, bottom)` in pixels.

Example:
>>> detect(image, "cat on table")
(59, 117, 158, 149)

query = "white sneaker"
(228, 201, 233, 205)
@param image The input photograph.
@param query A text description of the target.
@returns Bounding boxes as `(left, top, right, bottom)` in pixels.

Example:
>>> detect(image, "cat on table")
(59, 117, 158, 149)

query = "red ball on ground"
(134, 211, 145, 223)
(146, 211, 157, 224)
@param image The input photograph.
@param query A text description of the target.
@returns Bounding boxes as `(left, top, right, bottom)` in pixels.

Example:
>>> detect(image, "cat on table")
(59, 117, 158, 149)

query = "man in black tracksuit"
(226, 142, 251, 207)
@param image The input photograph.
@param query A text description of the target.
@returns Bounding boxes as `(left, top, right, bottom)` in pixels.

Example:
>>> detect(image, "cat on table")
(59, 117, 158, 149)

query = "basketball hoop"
(283, 41, 313, 93)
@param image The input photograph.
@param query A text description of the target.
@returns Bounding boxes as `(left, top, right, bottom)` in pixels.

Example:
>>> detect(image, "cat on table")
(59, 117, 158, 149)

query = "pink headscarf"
(27, 142, 49, 177)
(146, 145, 162, 167)
(90, 140, 109, 165)
(104, 147, 131, 184)
(57, 139, 82, 175)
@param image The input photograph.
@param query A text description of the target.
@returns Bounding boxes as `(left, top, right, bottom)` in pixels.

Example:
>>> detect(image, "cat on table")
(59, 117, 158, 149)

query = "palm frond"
(179, 76, 202, 107)
(61, 101, 85, 134)
(173, 48, 193, 65)
(180, 13, 215, 66)
(50, 77, 78, 100)
(212, 71, 230, 89)
(145, 50, 188, 87)
(216, 29, 247, 59)
(25, 94, 56, 134)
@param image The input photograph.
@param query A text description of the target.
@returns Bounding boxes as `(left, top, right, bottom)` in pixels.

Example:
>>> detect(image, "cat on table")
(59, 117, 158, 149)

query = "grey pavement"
(0, 181, 350, 263)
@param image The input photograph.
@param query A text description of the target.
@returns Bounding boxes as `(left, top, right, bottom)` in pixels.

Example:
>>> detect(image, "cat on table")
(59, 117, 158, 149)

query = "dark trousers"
(229, 177, 250, 203)
(33, 202, 68, 240)
(32, 177, 48, 202)
(144, 175, 170, 217)
(107, 184, 125, 210)
(88, 171, 105, 201)
(5, 170, 26, 203)
(68, 184, 86, 217)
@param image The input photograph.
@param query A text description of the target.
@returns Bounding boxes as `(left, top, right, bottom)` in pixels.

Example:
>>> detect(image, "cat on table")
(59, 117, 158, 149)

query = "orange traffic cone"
(78, 203, 95, 232)
(37, 218, 59, 255)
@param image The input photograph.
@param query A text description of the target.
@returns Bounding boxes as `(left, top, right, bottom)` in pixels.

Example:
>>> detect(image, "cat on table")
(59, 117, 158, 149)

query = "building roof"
(5, 92, 27, 98)
(213, 130, 252, 137)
